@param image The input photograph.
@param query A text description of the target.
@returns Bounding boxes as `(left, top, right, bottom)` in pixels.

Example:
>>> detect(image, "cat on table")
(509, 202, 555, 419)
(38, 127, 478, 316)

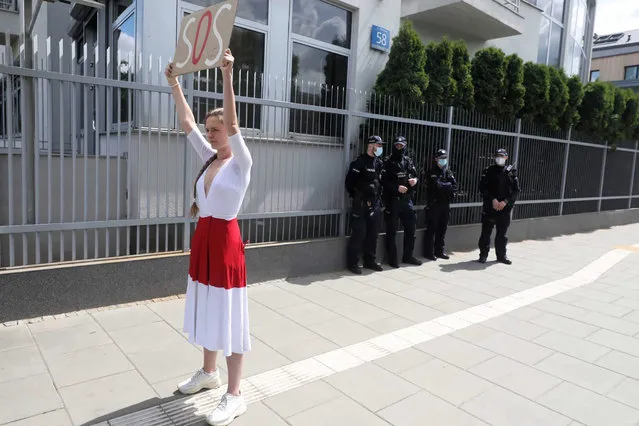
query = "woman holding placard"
(165, 48, 252, 426)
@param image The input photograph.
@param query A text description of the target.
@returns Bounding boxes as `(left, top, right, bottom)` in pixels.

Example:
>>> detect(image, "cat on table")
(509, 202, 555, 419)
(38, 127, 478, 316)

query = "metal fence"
(1, 40, 638, 268)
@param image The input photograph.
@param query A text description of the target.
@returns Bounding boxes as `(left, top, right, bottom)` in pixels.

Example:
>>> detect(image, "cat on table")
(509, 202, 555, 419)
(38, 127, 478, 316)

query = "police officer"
(478, 148, 520, 265)
(345, 135, 385, 274)
(381, 136, 422, 268)
(424, 149, 458, 261)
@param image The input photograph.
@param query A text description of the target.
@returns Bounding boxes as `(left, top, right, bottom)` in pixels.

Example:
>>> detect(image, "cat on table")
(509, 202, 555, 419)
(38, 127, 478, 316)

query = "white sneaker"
(206, 392, 247, 425)
(177, 369, 222, 395)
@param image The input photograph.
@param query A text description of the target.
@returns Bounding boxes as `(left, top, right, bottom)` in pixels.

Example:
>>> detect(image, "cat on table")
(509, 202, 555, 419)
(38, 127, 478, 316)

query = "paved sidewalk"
(2, 224, 639, 426)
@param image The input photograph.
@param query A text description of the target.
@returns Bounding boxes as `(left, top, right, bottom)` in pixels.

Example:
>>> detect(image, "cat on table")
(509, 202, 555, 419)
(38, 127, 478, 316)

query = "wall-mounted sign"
(370, 25, 391, 52)
(172, 0, 238, 76)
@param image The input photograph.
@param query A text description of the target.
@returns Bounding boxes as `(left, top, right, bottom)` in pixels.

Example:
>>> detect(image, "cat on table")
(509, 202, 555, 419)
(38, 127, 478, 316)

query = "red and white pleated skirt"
(183, 216, 251, 356)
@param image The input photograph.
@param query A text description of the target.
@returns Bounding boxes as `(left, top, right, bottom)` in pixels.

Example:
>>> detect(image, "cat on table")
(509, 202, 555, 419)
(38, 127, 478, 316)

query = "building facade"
(590, 29, 639, 91)
(3, 0, 598, 100)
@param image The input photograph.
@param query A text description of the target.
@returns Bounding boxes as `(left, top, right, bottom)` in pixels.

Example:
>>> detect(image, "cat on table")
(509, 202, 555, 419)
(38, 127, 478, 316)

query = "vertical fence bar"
(70, 41, 77, 260)
(445, 106, 453, 154)
(33, 37, 40, 264)
(513, 119, 521, 165)
(182, 73, 194, 251)
(559, 127, 571, 216)
(629, 141, 638, 209)
(5, 38, 15, 266)
(339, 87, 353, 237)
(598, 143, 607, 212)
(58, 39, 65, 261)
(46, 37, 52, 263)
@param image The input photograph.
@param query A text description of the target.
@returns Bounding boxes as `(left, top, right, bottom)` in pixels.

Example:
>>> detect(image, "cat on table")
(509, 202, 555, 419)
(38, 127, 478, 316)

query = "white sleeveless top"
(187, 129, 252, 220)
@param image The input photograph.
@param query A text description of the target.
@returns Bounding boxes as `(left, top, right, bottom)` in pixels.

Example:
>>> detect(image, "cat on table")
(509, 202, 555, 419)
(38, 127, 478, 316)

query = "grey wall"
(2, 208, 638, 322)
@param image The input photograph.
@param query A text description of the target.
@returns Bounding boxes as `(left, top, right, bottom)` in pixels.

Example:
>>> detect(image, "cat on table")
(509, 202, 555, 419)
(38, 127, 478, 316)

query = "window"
(571, 41, 582, 77)
(113, 0, 133, 21)
(590, 70, 600, 81)
(625, 66, 639, 80)
(548, 23, 562, 67)
(535, 0, 552, 14)
(292, 0, 352, 48)
(184, 0, 268, 24)
(112, 3, 136, 124)
(551, 0, 564, 21)
(289, 43, 348, 137)
(574, 0, 587, 46)
(192, 25, 266, 129)
(537, 17, 550, 63)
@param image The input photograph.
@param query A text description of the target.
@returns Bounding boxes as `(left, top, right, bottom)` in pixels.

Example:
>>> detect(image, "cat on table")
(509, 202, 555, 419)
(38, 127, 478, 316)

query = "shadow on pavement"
(438, 260, 495, 272)
(83, 389, 209, 426)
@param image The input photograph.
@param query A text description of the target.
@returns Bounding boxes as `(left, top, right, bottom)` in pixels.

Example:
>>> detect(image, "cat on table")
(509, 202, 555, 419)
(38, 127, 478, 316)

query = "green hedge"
(371, 30, 639, 144)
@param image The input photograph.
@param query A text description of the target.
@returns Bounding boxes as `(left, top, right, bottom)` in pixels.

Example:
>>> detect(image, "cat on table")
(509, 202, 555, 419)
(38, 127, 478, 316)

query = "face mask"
(391, 145, 405, 158)
(437, 159, 448, 168)
(495, 157, 506, 166)
(375, 147, 383, 157)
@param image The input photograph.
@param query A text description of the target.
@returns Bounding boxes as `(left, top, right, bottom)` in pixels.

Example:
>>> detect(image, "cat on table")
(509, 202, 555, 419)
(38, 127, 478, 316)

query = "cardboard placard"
(172, 0, 238, 76)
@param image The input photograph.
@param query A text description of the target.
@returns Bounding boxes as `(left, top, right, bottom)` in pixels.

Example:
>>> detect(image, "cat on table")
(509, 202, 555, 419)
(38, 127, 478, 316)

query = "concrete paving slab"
(45, 343, 134, 388)
(0, 373, 63, 424)
(0, 325, 33, 352)
(0, 345, 47, 383)
(324, 363, 420, 412)
(378, 391, 489, 426)
(4, 409, 72, 426)
(399, 358, 494, 406)
(537, 381, 639, 426)
(58, 370, 157, 425)
(536, 352, 625, 394)
(468, 355, 562, 400)
(91, 305, 162, 332)
(461, 386, 572, 426)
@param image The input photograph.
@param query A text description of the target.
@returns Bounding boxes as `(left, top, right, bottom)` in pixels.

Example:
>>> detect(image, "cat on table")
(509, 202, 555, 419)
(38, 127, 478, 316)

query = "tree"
(423, 37, 456, 106)
(451, 40, 474, 109)
(559, 75, 584, 130)
(500, 54, 525, 118)
(521, 62, 550, 122)
(372, 20, 429, 115)
(577, 82, 615, 140)
(620, 90, 639, 140)
(543, 67, 569, 130)
(471, 47, 506, 116)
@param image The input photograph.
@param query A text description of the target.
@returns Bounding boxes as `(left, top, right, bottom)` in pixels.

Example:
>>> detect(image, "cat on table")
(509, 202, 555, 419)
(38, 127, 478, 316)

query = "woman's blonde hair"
(190, 108, 225, 217)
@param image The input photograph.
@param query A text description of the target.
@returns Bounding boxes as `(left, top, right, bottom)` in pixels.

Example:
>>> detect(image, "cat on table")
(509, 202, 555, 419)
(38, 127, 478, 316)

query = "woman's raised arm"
(220, 49, 252, 171)
(165, 63, 215, 162)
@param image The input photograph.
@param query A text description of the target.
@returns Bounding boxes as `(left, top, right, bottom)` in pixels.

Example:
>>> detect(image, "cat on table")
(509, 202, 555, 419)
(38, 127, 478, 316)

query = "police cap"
(495, 148, 508, 157)
(394, 136, 407, 147)
(367, 135, 385, 145)
(435, 149, 447, 159)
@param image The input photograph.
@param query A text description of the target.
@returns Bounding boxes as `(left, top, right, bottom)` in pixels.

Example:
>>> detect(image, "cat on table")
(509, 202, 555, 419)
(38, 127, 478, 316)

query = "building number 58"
(376, 31, 388, 47)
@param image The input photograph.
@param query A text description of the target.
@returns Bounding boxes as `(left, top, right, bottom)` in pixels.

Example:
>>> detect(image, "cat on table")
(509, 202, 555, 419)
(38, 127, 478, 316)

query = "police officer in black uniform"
(345, 135, 386, 274)
(381, 136, 422, 268)
(424, 149, 458, 261)
(478, 148, 520, 265)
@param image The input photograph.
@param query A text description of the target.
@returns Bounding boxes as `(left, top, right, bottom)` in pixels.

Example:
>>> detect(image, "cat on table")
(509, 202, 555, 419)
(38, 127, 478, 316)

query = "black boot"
(478, 254, 488, 264)
(402, 256, 423, 266)
(436, 252, 450, 260)
(348, 264, 362, 275)
(497, 257, 512, 265)
(363, 260, 383, 271)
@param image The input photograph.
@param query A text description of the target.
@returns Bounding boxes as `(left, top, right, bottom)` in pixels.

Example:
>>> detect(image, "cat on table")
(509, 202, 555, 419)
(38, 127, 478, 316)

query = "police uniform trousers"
(384, 198, 417, 263)
(424, 202, 450, 257)
(347, 202, 381, 267)
(478, 209, 512, 259)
